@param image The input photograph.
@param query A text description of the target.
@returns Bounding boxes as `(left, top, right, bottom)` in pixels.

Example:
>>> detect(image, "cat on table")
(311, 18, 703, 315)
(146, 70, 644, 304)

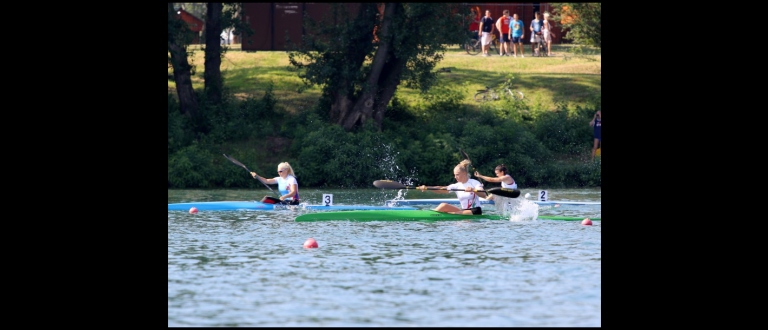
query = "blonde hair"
(455, 159, 473, 175)
(278, 162, 296, 177)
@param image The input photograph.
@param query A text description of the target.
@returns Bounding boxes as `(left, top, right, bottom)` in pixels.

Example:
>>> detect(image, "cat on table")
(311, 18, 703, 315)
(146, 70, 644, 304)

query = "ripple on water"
(169, 188, 601, 327)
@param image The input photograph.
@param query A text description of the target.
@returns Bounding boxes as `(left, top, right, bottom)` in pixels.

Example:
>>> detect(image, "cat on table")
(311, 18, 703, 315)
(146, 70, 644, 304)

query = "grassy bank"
(168, 43, 601, 114)
(168, 43, 601, 189)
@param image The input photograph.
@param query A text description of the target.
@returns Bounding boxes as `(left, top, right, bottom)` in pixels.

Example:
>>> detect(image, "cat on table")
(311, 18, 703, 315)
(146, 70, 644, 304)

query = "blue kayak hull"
(168, 201, 278, 211)
(168, 201, 416, 211)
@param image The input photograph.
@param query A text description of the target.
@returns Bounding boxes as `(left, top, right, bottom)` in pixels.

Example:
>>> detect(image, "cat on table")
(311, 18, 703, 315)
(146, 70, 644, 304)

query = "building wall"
(177, 9, 204, 44)
(240, 3, 562, 51)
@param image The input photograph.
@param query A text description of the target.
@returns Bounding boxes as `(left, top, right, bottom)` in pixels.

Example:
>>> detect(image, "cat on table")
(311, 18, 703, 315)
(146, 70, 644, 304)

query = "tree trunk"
(341, 3, 398, 131)
(328, 3, 378, 127)
(205, 3, 223, 104)
(168, 2, 199, 117)
(372, 56, 405, 126)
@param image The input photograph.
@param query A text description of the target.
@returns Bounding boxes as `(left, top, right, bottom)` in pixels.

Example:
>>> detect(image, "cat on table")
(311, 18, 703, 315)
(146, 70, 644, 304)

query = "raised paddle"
(223, 154, 279, 197)
(460, 149, 476, 173)
(373, 180, 520, 198)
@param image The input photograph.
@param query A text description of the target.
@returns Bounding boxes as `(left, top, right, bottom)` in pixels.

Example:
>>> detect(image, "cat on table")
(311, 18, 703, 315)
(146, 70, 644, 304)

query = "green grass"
(169, 43, 601, 113)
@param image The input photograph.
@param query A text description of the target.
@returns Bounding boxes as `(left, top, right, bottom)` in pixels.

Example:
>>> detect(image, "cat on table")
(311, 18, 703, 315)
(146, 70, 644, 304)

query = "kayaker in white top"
(474, 164, 517, 201)
(417, 159, 487, 215)
(251, 162, 300, 205)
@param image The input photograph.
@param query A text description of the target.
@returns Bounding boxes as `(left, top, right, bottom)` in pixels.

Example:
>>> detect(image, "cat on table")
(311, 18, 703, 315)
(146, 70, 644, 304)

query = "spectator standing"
(543, 12, 554, 56)
(479, 10, 495, 57)
(589, 110, 601, 160)
(468, 6, 481, 38)
(530, 12, 543, 55)
(509, 13, 524, 57)
(495, 10, 511, 56)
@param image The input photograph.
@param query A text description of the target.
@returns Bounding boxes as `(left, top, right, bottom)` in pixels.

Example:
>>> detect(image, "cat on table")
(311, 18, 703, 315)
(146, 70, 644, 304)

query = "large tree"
(168, 2, 199, 116)
(204, 3, 223, 104)
(203, 3, 251, 104)
(550, 3, 601, 48)
(289, 3, 466, 131)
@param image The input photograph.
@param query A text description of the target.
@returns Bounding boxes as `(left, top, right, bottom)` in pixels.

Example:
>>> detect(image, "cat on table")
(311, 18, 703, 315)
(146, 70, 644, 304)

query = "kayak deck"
(295, 210, 492, 222)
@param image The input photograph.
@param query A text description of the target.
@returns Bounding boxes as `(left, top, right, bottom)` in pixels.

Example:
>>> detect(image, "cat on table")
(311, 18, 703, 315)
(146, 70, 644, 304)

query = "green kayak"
(294, 210, 490, 222)
(537, 215, 601, 221)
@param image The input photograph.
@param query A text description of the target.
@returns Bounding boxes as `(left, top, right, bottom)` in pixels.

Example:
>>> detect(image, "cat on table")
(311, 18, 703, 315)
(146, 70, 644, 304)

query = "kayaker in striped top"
(474, 164, 517, 201)
(251, 162, 300, 205)
(417, 159, 486, 215)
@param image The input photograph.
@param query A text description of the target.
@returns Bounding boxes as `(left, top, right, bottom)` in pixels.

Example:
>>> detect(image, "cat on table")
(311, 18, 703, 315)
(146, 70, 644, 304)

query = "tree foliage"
(288, 3, 467, 131)
(550, 3, 601, 48)
(171, 3, 254, 111)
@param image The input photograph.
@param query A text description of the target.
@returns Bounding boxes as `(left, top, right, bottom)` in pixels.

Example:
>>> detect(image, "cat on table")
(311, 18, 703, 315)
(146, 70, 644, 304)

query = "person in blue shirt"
(251, 162, 300, 205)
(589, 110, 601, 160)
(508, 13, 525, 57)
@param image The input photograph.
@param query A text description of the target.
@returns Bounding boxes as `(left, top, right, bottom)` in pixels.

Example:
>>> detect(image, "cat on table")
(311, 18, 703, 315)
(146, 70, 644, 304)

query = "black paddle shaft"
(223, 154, 279, 197)
(373, 180, 520, 198)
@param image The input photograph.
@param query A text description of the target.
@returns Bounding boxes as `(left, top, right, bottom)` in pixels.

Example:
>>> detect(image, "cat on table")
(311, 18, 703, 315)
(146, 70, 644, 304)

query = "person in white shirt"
(418, 159, 487, 215)
(474, 164, 517, 201)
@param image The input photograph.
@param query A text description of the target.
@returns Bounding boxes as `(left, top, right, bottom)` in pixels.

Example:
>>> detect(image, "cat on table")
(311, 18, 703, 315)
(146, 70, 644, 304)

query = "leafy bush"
(168, 143, 219, 188)
(532, 107, 592, 156)
(296, 122, 406, 187)
(168, 80, 601, 188)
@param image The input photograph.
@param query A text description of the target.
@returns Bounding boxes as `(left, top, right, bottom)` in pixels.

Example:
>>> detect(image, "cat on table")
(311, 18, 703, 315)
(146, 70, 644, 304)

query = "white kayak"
(384, 199, 600, 206)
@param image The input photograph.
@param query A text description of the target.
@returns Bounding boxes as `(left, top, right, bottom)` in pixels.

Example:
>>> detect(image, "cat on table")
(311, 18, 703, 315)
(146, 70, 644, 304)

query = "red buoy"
(303, 238, 318, 248)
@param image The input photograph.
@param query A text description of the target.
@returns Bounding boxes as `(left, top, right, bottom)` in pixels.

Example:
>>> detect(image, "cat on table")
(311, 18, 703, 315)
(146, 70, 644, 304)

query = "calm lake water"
(168, 187, 601, 327)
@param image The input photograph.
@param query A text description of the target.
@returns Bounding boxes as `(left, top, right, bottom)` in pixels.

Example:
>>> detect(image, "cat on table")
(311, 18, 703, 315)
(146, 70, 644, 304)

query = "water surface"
(168, 188, 601, 326)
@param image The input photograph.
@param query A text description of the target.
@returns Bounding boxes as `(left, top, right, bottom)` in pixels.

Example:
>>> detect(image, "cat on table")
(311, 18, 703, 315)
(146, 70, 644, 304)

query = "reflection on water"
(168, 188, 601, 327)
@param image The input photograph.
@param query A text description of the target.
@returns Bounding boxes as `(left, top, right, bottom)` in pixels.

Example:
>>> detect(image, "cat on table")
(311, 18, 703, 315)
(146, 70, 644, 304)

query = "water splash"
(375, 142, 424, 192)
(494, 196, 539, 221)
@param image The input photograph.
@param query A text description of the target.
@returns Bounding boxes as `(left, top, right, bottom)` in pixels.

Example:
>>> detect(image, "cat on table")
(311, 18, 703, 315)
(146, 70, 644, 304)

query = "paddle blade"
(486, 187, 520, 198)
(460, 149, 471, 161)
(373, 180, 408, 189)
(459, 149, 476, 172)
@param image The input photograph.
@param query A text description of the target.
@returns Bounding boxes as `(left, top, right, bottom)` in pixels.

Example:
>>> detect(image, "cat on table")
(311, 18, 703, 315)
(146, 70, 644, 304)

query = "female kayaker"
(417, 159, 486, 215)
(251, 162, 300, 205)
(474, 164, 517, 201)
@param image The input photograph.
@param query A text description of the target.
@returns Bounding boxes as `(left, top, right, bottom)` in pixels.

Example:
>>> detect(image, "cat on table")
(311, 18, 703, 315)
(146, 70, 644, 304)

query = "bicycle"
(464, 37, 481, 55)
(474, 85, 524, 102)
(533, 33, 548, 57)
(464, 33, 498, 55)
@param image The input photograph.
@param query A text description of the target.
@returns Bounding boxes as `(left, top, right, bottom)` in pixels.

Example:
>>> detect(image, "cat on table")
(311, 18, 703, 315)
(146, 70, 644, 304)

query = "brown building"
(240, 3, 564, 51)
(175, 8, 204, 44)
